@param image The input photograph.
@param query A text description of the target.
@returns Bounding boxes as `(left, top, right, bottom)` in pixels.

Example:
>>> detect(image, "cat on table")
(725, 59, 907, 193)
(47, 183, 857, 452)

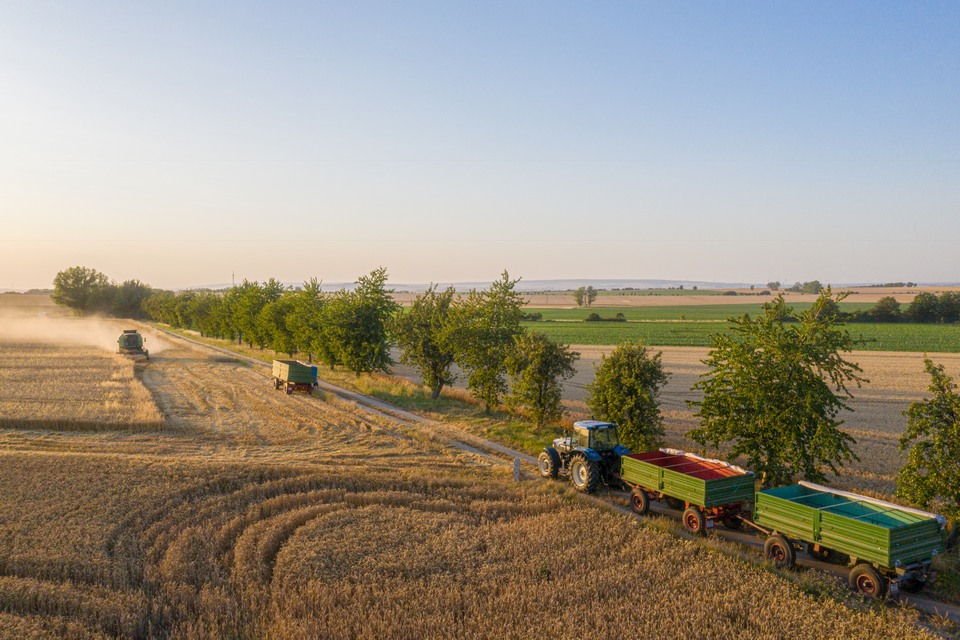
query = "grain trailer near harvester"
(117, 330, 149, 360)
(751, 482, 947, 598)
(621, 449, 755, 535)
(272, 360, 318, 395)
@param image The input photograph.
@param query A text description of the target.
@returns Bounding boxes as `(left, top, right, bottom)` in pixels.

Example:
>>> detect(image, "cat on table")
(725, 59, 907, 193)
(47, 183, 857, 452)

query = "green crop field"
(523, 319, 960, 352)
(527, 302, 877, 322)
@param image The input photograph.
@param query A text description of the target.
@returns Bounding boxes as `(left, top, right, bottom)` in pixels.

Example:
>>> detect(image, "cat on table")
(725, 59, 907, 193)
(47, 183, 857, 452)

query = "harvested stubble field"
(0, 330, 947, 638)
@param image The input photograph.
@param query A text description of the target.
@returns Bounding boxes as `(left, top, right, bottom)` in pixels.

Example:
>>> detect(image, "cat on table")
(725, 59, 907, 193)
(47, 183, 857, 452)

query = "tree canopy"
(392, 285, 458, 399)
(447, 271, 526, 412)
(505, 332, 579, 428)
(586, 341, 669, 451)
(897, 358, 960, 522)
(687, 291, 866, 487)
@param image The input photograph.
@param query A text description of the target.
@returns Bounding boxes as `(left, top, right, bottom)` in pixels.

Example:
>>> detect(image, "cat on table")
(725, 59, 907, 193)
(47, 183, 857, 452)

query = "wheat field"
(0, 324, 950, 638)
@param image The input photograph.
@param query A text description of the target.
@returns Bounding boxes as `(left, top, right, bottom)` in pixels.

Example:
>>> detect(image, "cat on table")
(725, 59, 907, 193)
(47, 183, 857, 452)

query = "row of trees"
(51, 267, 958, 519)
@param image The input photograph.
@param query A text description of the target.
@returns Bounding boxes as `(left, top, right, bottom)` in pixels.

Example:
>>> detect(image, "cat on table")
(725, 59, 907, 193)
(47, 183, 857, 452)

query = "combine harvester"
(117, 330, 149, 360)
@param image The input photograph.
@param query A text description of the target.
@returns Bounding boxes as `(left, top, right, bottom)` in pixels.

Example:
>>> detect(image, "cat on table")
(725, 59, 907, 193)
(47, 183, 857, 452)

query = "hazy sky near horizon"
(1, 2, 958, 290)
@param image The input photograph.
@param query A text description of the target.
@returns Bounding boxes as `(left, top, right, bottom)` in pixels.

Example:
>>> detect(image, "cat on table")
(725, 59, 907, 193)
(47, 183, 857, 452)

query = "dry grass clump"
(0, 343, 162, 430)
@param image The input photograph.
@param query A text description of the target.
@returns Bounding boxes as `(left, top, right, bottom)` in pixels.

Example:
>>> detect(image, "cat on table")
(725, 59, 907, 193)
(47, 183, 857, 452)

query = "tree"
(870, 296, 902, 323)
(51, 266, 112, 314)
(585, 285, 597, 307)
(392, 285, 457, 399)
(287, 278, 326, 362)
(767, 281, 781, 291)
(110, 279, 152, 318)
(328, 267, 400, 375)
(907, 292, 940, 323)
(257, 292, 297, 356)
(586, 341, 669, 451)
(573, 287, 586, 307)
(687, 291, 866, 487)
(897, 359, 960, 522)
(447, 271, 526, 412)
(939, 291, 960, 324)
(505, 332, 579, 428)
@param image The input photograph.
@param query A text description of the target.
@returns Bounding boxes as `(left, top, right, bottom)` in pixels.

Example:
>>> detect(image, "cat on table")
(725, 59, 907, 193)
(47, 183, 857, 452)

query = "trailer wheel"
(664, 497, 684, 510)
(849, 564, 888, 599)
(682, 507, 707, 536)
(274, 379, 282, 390)
(570, 456, 600, 494)
(720, 515, 742, 530)
(537, 448, 561, 479)
(631, 490, 650, 515)
(764, 535, 795, 568)
(285, 384, 293, 395)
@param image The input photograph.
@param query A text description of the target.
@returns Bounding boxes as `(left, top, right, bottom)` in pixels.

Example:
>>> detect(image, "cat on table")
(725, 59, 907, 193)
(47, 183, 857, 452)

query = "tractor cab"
(553, 420, 622, 453)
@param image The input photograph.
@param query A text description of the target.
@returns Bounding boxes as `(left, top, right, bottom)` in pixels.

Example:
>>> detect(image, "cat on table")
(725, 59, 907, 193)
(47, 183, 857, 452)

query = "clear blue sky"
(1, 1, 957, 289)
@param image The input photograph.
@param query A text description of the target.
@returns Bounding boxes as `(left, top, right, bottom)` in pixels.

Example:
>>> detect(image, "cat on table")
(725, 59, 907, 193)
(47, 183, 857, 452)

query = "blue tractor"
(537, 420, 630, 493)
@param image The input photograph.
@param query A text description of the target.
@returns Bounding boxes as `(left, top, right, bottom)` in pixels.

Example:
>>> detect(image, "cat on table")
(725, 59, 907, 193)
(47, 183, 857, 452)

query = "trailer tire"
(764, 535, 795, 568)
(537, 448, 561, 479)
(570, 456, 600, 494)
(274, 379, 282, 390)
(683, 507, 707, 536)
(849, 564, 888, 599)
(664, 497, 685, 510)
(631, 490, 650, 515)
(285, 384, 293, 395)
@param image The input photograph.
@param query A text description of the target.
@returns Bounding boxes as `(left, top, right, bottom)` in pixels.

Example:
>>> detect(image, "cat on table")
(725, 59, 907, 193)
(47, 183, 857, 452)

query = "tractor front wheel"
(631, 490, 650, 515)
(570, 456, 600, 494)
(537, 448, 561, 479)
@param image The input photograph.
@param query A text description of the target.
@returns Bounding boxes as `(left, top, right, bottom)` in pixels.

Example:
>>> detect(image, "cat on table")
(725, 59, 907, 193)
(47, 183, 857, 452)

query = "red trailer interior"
(625, 451, 746, 480)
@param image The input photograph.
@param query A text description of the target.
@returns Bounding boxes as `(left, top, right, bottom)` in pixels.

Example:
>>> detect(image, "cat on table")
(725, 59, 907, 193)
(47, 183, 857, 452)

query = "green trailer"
(621, 449, 755, 535)
(753, 482, 947, 598)
(272, 360, 318, 395)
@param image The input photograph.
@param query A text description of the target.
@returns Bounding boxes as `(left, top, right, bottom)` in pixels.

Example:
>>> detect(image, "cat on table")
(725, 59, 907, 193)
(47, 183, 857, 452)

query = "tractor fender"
(612, 444, 631, 457)
(574, 447, 602, 462)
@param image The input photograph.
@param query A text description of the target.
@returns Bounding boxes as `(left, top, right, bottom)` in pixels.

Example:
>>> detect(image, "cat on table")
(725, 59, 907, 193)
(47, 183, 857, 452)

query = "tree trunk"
(431, 384, 443, 400)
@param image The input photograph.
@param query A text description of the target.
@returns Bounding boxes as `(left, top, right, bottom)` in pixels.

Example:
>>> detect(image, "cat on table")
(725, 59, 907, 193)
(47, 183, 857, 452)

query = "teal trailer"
(753, 482, 947, 598)
(620, 449, 755, 535)
(272, 360, 318, 394)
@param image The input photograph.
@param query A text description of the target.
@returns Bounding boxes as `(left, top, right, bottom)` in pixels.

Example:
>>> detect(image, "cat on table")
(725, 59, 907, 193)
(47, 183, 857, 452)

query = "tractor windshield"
(591, 428, 618, 450)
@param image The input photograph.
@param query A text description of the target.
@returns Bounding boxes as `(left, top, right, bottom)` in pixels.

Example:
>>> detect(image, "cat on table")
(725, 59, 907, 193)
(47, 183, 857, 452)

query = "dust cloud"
(0, 310, 172, 354)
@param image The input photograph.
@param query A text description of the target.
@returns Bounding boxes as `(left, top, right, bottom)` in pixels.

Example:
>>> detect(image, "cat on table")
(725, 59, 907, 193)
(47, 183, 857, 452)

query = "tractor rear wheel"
(570, 456, 600, 494)
(682, 507, 707, 536)
(537, 448, 561, 479)
(849, 564, 888, 599)
(764, 535, 796, 568)
(631, 490, 650, 515)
